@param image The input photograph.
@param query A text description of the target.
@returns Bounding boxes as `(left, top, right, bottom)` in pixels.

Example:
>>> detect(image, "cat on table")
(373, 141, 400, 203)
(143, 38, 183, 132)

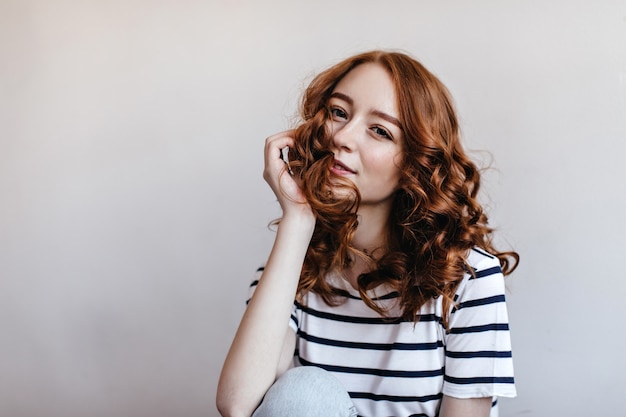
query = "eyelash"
(330, 107, 347, 120)
(329, 106, 394, 141)
(372, 126, 392, 140)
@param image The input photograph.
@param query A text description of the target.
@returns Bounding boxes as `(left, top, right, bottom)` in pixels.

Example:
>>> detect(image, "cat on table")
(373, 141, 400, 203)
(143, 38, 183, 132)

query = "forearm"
(217, 215, 314, 417)
(438, 395, 492, 417)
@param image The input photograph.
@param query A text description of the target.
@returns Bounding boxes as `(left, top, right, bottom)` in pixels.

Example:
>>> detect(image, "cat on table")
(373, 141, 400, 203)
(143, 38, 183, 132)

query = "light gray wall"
(1, 1, 625, 416)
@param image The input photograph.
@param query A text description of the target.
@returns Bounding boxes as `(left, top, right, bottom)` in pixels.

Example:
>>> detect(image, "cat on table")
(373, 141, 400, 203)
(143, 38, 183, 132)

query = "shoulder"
(466, 247, 501, 274)
(453, 248, 506, 306)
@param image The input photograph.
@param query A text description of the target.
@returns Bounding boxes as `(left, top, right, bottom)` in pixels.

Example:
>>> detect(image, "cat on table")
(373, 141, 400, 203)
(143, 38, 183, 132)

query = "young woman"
(217, 50, 519, 417)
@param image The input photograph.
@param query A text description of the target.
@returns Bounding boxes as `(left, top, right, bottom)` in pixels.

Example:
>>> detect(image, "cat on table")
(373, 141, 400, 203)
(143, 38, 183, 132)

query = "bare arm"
(216, 131, 315, 417)
(438, 395, 492, 417)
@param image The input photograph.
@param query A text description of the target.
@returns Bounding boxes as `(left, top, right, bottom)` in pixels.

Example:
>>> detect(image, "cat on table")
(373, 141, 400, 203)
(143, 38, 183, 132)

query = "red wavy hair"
(285, 50, 518, 327)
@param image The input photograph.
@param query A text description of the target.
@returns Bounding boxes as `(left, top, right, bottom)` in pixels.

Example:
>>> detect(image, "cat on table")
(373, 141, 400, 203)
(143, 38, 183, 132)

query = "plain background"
(1, 1, 625, 416)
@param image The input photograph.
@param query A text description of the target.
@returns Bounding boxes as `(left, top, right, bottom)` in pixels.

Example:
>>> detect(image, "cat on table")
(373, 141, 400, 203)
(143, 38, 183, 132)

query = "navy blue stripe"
(375, 291, 399, 301)
(297, 302, 442, 325)
(416, 313, 441, 323)
(344, 293, 361, 300)
(474, 266, 502, 279)
(298, 330, 443, 351)
(457, 294, 506, 310)
(299, 357, 444, 378)
(449, 323, 509, 334)
(444, 375, 515, 385)
(296, 302, 405, 324)
(349, 391, 442, 404)
(246, 280, 257, 305)
(342, 291, 400, 301)
(471, 248, 495, 259)
(446, 350, 512, 359)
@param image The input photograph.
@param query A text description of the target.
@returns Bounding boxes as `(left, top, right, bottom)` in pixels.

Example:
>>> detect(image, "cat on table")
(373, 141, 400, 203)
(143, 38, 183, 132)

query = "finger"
(265, 136, 296, 172)
(265, 129, 295, 142)
(265, 134, 295, 157)
(264, 131, 296, 181)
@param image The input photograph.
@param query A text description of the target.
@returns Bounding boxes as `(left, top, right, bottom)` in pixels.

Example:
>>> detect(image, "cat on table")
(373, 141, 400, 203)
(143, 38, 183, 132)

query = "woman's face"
(327, 63, 404, 210)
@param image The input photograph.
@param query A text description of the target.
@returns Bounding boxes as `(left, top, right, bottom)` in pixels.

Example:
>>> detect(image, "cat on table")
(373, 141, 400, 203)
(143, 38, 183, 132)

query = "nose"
(331, 121, 356, 152)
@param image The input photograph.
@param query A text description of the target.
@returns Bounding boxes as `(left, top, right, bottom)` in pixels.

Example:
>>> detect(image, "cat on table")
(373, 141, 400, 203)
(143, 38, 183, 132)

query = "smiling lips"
(331, 159, 356, 176)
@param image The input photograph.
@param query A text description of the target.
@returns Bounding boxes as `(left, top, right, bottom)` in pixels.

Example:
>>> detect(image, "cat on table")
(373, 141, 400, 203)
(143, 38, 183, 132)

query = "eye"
(330, 106, 348, 120)
(372, 126, 392, 140)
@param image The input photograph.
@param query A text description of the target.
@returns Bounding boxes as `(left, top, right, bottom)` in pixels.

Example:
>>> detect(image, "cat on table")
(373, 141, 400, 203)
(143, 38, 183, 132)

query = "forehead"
(332, 63, 398, 115)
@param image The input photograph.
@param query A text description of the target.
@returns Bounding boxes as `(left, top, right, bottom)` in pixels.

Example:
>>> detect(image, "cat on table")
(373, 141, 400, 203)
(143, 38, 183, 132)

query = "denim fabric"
(252, 366, 358, 417)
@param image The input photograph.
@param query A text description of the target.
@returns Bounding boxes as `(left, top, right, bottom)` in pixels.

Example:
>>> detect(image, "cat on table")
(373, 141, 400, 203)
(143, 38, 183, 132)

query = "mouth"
(331, 159, 356, 175)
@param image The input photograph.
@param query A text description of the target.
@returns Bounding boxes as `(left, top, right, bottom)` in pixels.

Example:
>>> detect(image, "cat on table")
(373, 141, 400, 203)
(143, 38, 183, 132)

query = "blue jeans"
(252, 366, 358, 417)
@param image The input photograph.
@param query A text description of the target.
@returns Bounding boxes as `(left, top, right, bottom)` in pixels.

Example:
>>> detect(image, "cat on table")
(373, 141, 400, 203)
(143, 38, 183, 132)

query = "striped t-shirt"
(250, 248, 516, 417)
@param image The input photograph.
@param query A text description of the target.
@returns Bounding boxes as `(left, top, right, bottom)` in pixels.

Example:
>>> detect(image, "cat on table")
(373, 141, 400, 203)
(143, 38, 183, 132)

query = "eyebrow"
(330, 92, 402, 129)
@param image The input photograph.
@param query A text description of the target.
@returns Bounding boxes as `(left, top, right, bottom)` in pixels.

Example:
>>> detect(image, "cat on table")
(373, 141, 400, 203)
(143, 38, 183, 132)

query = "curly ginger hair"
(285, 50, 518, 328)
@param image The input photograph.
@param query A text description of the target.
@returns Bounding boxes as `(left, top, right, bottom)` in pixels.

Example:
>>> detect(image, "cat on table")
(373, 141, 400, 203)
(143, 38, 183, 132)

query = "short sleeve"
(247, 266, 299, 334)
(442, 250, 516, 399)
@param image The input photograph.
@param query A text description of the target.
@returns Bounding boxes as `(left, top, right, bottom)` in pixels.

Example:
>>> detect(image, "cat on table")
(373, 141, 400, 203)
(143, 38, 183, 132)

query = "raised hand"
(263, 130, 314, 221)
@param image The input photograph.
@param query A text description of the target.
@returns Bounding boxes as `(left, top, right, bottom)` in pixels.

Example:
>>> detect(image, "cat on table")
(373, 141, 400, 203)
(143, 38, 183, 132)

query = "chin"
(328, 180, 357, 198)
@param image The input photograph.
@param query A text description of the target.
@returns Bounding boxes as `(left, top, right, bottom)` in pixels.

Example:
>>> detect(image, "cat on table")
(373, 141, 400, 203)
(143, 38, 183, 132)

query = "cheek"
(369, 153, 402, 184)
(384, 156, 403, 191)
(392, 155, 404, 182)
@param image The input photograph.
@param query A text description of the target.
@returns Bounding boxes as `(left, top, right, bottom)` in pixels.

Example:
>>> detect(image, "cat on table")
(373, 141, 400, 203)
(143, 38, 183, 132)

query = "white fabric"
(250, 248, 515, 417)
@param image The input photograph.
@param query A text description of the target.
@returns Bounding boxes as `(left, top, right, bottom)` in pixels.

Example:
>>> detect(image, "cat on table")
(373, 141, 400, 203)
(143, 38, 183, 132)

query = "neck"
(338, 198, 395, 290)
(351, 202, 392, 254)
(341, 202, 392, 289)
